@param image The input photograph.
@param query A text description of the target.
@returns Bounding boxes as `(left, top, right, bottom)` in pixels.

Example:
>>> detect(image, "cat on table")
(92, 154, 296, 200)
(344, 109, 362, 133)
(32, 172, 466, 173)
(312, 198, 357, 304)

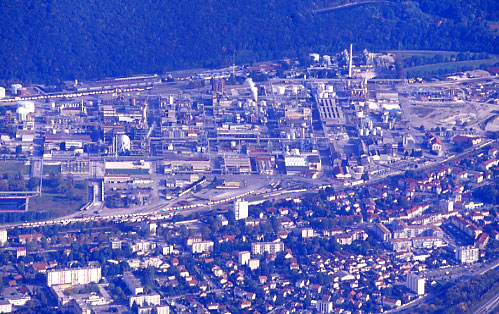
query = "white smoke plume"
(146, 124, 155, 138)
(246, 78, 258, 102)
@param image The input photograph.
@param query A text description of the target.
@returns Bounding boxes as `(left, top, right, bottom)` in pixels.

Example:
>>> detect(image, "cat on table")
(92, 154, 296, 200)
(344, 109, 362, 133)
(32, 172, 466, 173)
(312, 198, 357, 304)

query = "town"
(0, 48, 497, 313)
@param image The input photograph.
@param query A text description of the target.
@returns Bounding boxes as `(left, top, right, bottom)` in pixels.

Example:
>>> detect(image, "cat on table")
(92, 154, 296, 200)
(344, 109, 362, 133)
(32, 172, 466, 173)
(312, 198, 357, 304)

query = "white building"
(301, 228, 314, 239)
(234, 199, 248, 221)
(316, 300, 333, 313)
(129, 293, 160, 308)
(0, 229, 7, 246)
(456, 246, 479, 264)
(238, 251, 251, 265)
(251, 242, 284, 255)
(47, 266, 101, 287)
(248, 259, 260, 270)
(11, 84, 22, 96)
(0, 87, 5, 99)
(406, 273, 425, 295)
(440, 199, 454, 212)
(192, 241, 214, 254)
(138, 305, 170, 314)
(0, 300, 11, 313)
(124, 271, 144, 295)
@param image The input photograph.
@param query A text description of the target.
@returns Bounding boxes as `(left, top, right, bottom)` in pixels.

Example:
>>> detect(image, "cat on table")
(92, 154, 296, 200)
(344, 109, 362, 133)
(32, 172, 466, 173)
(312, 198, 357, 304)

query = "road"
(474, 292, 499, 314)
(312, 0, 392, 13)
(2, 137, 495, 231)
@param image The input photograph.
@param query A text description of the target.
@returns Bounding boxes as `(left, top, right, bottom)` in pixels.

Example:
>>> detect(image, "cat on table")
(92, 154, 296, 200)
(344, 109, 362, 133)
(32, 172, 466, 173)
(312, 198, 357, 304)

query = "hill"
(0, 0, 498, 84)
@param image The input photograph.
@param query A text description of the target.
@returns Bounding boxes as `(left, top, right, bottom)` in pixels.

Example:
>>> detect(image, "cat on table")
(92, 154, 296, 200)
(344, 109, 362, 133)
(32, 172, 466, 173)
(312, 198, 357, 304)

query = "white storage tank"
(16, 107, 29, 121)
(0, 87, 5, 98)
(274, 85, 285, 95)
(115, 134, 131, 153)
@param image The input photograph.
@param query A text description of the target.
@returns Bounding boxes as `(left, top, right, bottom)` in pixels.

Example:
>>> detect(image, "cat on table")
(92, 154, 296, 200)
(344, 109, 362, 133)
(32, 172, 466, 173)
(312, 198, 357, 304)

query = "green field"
(406, 57, 499, 72)
(0, 161, 30, 175)
(387, 50, 460, 59)
(43, 164, 62, 175)
(29, 183, 87, 217)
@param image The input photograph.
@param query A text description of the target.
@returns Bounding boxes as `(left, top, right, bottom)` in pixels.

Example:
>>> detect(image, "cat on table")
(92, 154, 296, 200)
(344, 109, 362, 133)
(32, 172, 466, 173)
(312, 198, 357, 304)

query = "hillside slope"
(0, 0, 497, 84)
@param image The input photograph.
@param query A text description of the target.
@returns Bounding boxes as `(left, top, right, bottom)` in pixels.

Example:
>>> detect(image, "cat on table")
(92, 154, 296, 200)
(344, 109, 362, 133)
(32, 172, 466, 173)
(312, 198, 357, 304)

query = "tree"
(27, 177, 39, 191)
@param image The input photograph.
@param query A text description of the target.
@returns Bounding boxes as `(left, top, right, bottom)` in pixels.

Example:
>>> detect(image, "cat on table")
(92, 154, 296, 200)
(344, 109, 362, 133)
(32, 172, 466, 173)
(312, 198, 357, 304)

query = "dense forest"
(0, 0, 498, 84)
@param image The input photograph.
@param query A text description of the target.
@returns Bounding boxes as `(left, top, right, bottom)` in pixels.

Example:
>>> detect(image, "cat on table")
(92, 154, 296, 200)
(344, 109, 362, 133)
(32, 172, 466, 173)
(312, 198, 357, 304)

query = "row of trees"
(403, 52, 490, 68)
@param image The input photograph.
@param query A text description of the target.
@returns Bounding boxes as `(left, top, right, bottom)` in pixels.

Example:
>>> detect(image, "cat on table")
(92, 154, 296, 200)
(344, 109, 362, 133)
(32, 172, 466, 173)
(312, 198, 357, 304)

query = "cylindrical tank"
(16, 107, 28, 121)
(0, 87, 5, 98)
(116, 134, 131, 152)
(277, 85, 285, 95)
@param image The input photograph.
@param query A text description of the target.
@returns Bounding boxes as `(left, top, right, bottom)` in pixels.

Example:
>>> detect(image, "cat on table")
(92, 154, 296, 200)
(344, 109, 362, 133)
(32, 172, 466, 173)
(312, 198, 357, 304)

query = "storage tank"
(116, 134, 131, 152)
(16, 107, 28, 121)
(275, 85, 285, 95)
(0, 87, 5, 98)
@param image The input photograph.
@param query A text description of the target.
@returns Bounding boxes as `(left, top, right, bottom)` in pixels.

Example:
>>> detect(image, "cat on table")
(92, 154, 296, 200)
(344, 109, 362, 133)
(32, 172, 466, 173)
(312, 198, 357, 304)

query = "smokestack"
(246, 78, 258, 102)
(349, 44, 353, 78)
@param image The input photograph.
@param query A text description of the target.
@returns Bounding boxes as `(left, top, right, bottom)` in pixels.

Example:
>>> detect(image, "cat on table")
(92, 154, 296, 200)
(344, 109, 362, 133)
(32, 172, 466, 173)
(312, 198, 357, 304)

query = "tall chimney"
(349, 44, 353, 78)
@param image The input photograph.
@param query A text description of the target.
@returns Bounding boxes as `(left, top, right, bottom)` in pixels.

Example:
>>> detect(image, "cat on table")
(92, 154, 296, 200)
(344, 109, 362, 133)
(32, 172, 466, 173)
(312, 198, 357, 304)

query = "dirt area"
(404, 100, 497, 131)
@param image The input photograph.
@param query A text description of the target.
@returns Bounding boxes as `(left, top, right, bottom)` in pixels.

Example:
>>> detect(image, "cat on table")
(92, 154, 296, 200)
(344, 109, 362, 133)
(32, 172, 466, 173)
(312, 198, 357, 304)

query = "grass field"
(405, 57, 499, 73)
(387, 50, 460, 59)
(28, 182, 87, 217)
(0, 161, 30, 175)
(43, 164, 61, 175)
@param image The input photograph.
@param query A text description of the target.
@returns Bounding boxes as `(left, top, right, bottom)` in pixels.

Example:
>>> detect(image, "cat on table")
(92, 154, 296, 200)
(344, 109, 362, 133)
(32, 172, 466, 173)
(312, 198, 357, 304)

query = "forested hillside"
(0, 0, 498, 84)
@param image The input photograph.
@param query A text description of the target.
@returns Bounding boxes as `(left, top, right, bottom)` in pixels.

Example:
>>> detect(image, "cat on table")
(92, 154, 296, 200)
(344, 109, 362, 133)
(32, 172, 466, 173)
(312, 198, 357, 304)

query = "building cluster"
(0, 47, 497, 313)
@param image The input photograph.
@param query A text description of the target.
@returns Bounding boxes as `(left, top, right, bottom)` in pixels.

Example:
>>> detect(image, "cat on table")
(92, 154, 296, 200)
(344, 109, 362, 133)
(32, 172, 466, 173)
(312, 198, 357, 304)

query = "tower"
(348, 44, 353, 78)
